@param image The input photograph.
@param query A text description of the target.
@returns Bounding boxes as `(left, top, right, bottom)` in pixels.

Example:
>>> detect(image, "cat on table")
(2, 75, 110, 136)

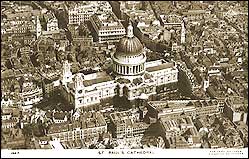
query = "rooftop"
(47, 111, 106, 134)
(83, 73, 113, 87)
(146, 62, 174, 72)
(148, 100, 221, 113)
(91, 12, 124, 30)
(53, 111, 68, 120)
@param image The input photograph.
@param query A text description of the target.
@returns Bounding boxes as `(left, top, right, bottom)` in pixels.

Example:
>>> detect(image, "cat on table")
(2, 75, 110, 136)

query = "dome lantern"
(127, 21, 134, 38)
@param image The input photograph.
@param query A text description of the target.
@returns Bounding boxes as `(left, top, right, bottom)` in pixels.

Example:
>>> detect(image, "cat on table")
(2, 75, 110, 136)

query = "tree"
(141, 1, 148, 10)
(65, 30, 72, 42)
(177, 69, 193, 98)
(242, 58, 248, 70)
(37, 15, 46, 31)
(113, 95, 132, 110)
(22, 124, 33, 137)
(56, 9, 68, 29)
(5, 59, 12, 69)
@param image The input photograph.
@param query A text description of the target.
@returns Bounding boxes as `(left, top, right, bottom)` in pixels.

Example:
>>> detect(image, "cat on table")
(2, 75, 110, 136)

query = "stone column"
(123, 66, 125, 75)
(119, 85, 123, 97)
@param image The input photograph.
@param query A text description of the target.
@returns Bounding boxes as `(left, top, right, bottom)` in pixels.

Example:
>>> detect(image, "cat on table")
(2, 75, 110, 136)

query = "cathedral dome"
(112, 21, 146, 76)
(115, 36, 143, 56)
(114, 21, 143, 58)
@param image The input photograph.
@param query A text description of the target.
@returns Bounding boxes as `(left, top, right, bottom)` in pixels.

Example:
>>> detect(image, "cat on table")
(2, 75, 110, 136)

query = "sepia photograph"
(1, 1, 248, 158)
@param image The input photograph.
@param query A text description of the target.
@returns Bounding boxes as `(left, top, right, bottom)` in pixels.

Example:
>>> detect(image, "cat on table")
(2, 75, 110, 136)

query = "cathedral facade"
(61, 22, 178, 109)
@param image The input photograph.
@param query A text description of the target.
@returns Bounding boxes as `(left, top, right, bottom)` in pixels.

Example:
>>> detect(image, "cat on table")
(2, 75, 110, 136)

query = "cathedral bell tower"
(74, 73, 84, 91)
(36, 16, 42, 39)
(181, 20, 186, 44)
(62, 60, 72, 84)
(120, 1, 126, 19)
(74, 73, 84, 108)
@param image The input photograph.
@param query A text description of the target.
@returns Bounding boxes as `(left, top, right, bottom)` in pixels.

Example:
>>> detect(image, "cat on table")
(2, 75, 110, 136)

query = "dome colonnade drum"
(112, 21, 146, 76)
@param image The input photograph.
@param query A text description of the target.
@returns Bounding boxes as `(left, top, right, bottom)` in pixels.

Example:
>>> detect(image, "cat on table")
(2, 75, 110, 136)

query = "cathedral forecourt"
(61, 21, 178, 109)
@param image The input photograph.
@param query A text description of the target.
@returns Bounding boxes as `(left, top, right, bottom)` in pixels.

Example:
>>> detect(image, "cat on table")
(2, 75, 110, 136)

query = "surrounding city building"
(146, 99, 222, 120)
(68, 1, 112, 25)
(90, 12, 126, 43)
(46, 15, 59, 32)
(224, 96, 248, 124)
(109, 109, 149, 139)
(47, 111, 107, 142)
(68, 23, 93, 47)
(159, 115, 201, 148)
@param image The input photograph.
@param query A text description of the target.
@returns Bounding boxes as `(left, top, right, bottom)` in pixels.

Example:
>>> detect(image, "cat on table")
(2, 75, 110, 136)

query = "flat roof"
(80, 69, 98, 75)
(146, 62, 174, 72)
(83, 74, 113, 87)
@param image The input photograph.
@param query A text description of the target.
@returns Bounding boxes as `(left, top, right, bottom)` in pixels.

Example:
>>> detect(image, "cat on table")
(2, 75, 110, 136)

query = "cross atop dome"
(127, 20, 134, 38)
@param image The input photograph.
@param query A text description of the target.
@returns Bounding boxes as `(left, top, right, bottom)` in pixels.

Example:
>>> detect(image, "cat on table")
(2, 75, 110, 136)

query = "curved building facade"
(112, 21, 146, 76)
